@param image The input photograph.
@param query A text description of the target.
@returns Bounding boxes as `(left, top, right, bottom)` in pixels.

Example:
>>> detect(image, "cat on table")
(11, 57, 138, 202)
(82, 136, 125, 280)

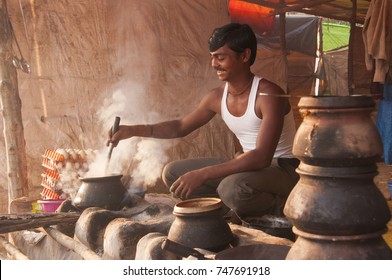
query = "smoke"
(85, 81, 174, 193)
(131, 139, 170, 187)
(81, 6, 176, 194)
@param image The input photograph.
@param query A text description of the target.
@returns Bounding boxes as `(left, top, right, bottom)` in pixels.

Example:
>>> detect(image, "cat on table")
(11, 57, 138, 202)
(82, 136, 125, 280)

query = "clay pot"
(292, 95, 383, 166)
(73, 174, 127, 210)
(286, 96, 390, 235)
(167, 198, 233, 252)
(284, 95, 392, 259)
(285, 164, 390, 235)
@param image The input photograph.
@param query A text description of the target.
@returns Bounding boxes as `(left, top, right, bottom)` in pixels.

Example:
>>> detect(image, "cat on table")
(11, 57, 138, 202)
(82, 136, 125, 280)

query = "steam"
(85, 81, 173, 193)
(80, 5, 176, 195)
(131, 139, 170, 187)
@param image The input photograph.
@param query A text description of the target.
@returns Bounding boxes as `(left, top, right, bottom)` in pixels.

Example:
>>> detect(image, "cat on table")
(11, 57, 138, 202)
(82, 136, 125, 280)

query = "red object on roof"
(229, 0, 275, 35)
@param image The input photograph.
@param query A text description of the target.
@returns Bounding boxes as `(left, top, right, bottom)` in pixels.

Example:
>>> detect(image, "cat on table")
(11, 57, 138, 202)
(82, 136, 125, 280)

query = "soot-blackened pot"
(73, 174, 126, 210)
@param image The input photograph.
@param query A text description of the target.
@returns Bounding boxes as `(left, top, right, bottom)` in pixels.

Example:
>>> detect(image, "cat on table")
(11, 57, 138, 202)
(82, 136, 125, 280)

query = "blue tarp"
(376, 83, 392, 164)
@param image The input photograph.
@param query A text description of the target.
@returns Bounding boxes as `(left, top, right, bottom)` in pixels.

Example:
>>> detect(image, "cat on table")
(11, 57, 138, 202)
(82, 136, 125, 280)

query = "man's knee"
(217, 178, 275, 216)
(161, 161, 177, 189)
(216, 179, 251, 212)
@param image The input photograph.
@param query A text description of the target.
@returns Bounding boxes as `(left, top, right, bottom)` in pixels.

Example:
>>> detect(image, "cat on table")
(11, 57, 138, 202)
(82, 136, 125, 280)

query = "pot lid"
(173, 198, 223, 215)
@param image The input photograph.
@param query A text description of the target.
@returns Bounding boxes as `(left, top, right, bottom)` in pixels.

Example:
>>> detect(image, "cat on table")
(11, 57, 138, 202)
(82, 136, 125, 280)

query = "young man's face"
(210, 44, 246, 81)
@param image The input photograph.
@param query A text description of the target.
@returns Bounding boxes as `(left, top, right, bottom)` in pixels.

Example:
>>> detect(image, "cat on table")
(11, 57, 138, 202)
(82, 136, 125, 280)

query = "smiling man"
(107, 23, 299, 218)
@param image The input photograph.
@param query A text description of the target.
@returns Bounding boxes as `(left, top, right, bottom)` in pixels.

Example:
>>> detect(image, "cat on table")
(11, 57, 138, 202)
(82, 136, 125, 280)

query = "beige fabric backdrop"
(1, 0, 288, 212)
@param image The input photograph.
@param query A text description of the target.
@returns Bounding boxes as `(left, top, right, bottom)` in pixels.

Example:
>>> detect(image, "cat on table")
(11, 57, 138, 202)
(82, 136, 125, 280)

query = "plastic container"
(31, 202, 43, 213)
(37, 199, 64, 213)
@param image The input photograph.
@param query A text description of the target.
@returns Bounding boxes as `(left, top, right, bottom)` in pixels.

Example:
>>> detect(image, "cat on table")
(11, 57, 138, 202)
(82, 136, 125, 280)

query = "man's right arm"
(107, 89, 220, 146)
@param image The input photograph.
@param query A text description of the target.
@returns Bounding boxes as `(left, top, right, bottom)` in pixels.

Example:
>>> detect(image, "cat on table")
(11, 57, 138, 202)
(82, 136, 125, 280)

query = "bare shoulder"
(257, 78, 290, 117)
(200, 85, 225, 113)
(258, 78, 285, 96)
(207, 85, 225, 100)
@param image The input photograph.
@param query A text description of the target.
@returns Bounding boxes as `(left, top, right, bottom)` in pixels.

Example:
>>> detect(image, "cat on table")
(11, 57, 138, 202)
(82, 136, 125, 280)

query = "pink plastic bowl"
(37, 199, 64, 213)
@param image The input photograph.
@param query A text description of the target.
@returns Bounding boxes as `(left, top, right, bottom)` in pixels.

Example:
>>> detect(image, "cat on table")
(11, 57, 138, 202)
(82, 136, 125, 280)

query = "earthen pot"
(292, 95, 383, 166)
(285, 96, 390, 235)
(167, 198, 233, 252)
(284, 95, 392, 259)
(73, 174, 127, 210)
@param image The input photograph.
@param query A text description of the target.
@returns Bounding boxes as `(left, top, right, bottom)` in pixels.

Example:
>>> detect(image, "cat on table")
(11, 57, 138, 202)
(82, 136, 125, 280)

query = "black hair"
(208, 23, 257, 65)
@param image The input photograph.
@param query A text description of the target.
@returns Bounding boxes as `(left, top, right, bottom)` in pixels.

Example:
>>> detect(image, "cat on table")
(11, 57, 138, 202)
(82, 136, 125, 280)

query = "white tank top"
(221, 76, 296, 157)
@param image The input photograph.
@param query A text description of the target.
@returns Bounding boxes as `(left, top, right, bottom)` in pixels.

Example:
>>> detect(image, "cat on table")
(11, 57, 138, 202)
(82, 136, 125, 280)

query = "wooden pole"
(0, 0, 29, 212)
(0, 235, 30, 260)
(0, 252, 9, 259)
(279, 0, 288, 93)
(44, 226, 102, 260)
(347, 0, 357, 95)
(0, 212, 81, 234)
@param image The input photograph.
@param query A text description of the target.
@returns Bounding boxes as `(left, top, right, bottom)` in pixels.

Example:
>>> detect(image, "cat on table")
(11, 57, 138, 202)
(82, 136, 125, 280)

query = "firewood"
(0, 235, 29, 260)
(44, 226, 101, 260)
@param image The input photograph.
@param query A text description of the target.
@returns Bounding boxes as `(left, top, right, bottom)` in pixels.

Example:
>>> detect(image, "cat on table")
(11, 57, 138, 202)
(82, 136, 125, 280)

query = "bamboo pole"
(279, 0, 288, 93)
(279, 1, 286, 51)
(0, 235, 30, 260)
(0, 0, 29, 212)
(44, 226, 102, 260)
(347, 0, 357, 95)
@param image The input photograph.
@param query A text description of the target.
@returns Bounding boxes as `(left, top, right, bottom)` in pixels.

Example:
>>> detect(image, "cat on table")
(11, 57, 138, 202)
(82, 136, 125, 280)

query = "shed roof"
(244, 0, 370, 24)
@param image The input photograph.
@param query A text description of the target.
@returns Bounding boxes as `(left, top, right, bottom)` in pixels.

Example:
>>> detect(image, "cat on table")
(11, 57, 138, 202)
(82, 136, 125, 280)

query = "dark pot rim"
(79, 174, 123, 182)
(298, 95, 375, 109)
(173, 197, 223, 215)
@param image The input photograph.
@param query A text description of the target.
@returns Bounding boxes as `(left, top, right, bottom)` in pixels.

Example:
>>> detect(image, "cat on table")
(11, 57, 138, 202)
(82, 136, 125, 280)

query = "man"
(107, 23, 299, 218)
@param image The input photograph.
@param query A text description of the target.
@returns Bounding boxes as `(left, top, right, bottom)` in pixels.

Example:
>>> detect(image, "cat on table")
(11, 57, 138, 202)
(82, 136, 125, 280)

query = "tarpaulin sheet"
(260, 15, 319, 57)
(0, 0, 314, 212)
(2, 0, 235, 211)
(376, 84, 392, 164)
(320, 27, 372, 96)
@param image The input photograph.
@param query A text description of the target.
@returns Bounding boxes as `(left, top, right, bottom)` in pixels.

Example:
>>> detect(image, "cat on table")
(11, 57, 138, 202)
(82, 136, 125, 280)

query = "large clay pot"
(167, 198, 233, 252)
(285, 163, 390, 235)
(284, 95, 392, 259)
(286, 233, 392, 260)
(292, 95, 383, 166)
(73, 174, 127, 210)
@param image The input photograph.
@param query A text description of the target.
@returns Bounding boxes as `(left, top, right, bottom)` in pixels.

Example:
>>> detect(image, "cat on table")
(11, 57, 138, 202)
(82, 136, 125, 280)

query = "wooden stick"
(270, 0, 336, 15)
(44, 226, 101, 260)
(0, 0, 29, 210)
(0, 212, 81, 234)
(348, 0, 357, 95)
(0, 252, 9, 260)
(0, 235, 29, 260)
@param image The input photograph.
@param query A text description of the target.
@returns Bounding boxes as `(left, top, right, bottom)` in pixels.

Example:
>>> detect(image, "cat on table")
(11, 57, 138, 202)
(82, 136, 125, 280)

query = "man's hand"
(107, 125, 131, 147)
(106, 126, 119, 147)
(169, 170, 205, 199)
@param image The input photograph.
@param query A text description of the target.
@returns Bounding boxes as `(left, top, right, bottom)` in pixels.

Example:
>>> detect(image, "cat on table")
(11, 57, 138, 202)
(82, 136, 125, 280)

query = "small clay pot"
(167, 198, 233, 252)
(73, 174, 126, 210)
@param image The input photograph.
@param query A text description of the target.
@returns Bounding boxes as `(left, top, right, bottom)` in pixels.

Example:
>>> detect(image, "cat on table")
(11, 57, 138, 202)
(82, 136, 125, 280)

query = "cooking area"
(0, 1, 392, 278)
(2, 94, 391, 262)
(3, 144, 295, 260)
